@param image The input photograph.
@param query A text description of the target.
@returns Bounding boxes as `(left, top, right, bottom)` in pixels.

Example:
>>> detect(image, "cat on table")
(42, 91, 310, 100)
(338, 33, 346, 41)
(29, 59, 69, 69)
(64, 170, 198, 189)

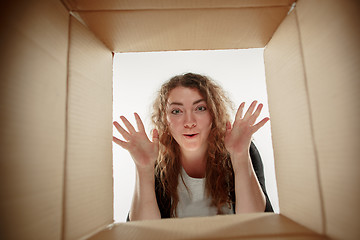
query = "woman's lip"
(183, 133, 199, 138)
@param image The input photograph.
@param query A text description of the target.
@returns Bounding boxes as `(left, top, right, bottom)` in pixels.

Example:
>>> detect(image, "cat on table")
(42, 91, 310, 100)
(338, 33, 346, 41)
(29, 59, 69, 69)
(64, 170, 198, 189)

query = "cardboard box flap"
(0, 0, 69, 239)
(63, 16, 113, 240)
(264, 8, 323, 234)
(63, 0, 295, 11)
(296, 0, 360, 239)
(88, 214, 325, 240)
(77, 6, 290, 52)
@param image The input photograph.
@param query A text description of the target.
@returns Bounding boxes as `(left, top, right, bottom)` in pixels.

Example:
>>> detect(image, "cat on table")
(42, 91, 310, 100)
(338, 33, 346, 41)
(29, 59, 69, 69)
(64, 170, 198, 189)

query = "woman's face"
(166, 86, 212, 153)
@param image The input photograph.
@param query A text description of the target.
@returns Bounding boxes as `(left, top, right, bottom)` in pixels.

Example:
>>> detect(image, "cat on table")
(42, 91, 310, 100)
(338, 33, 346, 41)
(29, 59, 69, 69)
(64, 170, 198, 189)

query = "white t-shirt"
(176, 167, 234, 218)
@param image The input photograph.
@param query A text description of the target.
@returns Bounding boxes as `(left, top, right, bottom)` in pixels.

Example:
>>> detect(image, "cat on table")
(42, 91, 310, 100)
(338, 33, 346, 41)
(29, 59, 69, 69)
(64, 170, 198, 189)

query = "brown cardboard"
(296, 1, 360, 239)
(264, 9, 324, 233)
(88, 213, 326, 240)
(265, 0, 360, 238)
(63, 0, 296, 11)
(76, 6, 291, 52)
(0, 0, 69, 239)
(1, 0, 359, 239)
(63, 16, 113, 240)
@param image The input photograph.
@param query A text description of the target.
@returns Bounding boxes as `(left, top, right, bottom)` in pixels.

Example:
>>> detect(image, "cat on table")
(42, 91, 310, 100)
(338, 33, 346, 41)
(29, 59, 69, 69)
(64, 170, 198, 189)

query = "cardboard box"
(0, 0, 359, 239)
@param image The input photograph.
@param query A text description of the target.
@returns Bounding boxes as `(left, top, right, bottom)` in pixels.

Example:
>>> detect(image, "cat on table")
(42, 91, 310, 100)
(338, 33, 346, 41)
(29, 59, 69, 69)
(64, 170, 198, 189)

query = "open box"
(0, 0, 359, 239)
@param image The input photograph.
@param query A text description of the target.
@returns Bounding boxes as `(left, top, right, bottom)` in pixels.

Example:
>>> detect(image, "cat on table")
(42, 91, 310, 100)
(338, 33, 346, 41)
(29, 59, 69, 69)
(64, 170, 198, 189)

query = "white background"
(112, 49, 279, 222)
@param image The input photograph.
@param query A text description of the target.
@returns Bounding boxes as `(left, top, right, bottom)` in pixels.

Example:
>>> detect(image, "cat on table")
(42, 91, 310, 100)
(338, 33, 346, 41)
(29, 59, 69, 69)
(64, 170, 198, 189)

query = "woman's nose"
(184, 113, 196, 129)
(184, 123, 196, 129)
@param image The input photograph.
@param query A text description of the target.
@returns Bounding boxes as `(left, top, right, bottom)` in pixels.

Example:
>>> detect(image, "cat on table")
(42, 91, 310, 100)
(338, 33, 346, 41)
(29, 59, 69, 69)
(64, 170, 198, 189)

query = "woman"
(113, 73, 273, 221)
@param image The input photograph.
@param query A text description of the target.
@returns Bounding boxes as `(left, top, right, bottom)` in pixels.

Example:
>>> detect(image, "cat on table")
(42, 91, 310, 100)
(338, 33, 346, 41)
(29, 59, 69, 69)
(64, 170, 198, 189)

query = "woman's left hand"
(224, 101, 269, 166)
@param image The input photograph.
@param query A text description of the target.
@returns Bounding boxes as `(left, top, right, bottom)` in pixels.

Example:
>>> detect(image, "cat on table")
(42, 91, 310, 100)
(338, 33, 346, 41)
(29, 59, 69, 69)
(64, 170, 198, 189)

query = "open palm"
(113, 113, 159, 172)
(224, 101, 269, 165)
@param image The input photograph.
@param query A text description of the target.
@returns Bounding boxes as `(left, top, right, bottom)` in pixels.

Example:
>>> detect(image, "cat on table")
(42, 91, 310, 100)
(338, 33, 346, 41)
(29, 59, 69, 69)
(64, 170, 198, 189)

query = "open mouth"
(183, 133, 198, 138)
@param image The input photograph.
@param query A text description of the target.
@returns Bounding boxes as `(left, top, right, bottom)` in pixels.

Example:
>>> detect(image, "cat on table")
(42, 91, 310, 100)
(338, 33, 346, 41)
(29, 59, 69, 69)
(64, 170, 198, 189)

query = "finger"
(113, 121, 131, 140)
(226, 121, 232, 131)
(112, 136, 129, 150)
(152, 128, 159, 144)
(134, 112, 145, 133)
(243, 100, 257, 120)
(234, 102, 245, 121)
(252, 117, 269, 133)
(120, 116, 136, 134)
(224, 121, 232, 142)
(249, 103, 263, 125)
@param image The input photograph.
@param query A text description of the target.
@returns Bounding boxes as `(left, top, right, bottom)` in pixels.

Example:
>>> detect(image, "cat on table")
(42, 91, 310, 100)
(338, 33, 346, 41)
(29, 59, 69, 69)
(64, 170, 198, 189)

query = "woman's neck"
(180, 147, 207, 178)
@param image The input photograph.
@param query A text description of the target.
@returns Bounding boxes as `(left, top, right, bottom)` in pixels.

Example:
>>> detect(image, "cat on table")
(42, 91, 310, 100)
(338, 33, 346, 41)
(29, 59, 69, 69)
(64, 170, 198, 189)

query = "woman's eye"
(171, 109, 181, 115)
(196, 106, 207, 111)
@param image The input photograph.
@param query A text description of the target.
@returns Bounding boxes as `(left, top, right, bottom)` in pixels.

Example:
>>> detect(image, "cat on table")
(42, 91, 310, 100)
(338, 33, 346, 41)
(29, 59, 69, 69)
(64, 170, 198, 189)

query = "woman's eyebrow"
(168, 99, 205, 106)
(193, 99, 206, 105)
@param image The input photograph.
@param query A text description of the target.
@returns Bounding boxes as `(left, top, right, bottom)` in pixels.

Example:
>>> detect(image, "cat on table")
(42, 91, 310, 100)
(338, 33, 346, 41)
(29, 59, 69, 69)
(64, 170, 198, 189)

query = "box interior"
(0, 0, 359, 239)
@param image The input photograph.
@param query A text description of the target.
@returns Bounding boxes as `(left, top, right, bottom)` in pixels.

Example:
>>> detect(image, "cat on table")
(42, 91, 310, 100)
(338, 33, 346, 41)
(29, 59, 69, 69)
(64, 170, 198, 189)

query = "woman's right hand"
(113, 113, 159, 173)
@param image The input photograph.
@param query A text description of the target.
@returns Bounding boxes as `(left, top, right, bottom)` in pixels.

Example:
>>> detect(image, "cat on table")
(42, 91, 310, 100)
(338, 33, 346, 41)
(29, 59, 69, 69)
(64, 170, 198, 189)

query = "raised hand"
(224, 101, 269, 166)
(113, 113, 159, 173)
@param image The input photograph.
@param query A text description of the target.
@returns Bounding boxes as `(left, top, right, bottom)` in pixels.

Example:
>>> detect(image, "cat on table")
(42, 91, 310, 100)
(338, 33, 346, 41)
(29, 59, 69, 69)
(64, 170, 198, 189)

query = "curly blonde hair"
(152, 73, 235, 217)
